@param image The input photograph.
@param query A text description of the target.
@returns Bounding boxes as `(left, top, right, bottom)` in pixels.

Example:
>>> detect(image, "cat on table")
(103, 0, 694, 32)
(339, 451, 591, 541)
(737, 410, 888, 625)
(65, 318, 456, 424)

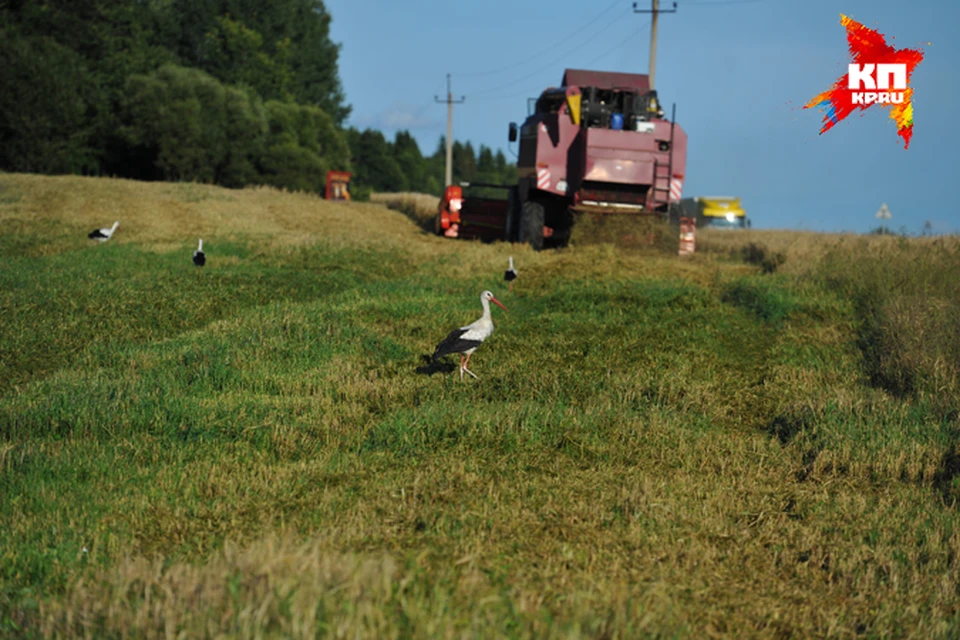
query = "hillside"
(1, 173, 959, 638)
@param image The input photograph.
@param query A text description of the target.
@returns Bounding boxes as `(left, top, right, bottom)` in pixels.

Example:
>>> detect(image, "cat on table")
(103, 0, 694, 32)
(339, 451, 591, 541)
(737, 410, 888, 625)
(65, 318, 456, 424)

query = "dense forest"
(0, 0, 516, 199)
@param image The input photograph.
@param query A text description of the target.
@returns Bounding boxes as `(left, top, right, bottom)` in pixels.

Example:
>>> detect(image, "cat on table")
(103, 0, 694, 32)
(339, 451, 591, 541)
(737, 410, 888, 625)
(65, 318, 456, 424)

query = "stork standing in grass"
(504, 256, 517, 291)
(431, 290, 507, 381)
(88, 221, 119, 242)
(193, 239, 206, 267)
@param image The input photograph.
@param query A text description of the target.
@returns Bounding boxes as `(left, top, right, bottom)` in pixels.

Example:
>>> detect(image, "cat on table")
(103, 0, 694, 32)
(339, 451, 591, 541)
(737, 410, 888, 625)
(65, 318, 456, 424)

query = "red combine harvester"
(435, 68, 687, 250)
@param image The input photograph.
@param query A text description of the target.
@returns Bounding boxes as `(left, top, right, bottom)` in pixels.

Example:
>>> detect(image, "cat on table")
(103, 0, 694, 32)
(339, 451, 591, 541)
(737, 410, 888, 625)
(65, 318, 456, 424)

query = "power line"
(407, 77, 448, 120)
(684, 0, 762, 4)
(470, 23, 652, 104)
(360, 77, 445, 138)
(465, 6, 631, 98)
(454, 0, 623, 79)
(391, 77, 447, 125)
(587, 23, 653, 67)
(453, 0, 761, 83)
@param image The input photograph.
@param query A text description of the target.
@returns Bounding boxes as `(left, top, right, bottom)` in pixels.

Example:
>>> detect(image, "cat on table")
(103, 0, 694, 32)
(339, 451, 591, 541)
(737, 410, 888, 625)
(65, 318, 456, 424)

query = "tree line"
(345, 130, 518, 200)
(0, 0, 517, 199)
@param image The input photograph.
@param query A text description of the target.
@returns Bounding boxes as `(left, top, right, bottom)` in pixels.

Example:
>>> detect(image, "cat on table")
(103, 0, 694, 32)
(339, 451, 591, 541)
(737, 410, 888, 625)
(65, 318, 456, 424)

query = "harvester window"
(585, 89, 665, 130)
(581, 88, 615, 129)
(559, 86, 666, 130)
(536, 90, 567, 115)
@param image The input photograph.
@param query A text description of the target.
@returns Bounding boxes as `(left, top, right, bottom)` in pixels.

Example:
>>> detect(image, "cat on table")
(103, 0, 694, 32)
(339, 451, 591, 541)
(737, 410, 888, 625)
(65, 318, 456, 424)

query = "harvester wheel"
(520, 200, 545, 251)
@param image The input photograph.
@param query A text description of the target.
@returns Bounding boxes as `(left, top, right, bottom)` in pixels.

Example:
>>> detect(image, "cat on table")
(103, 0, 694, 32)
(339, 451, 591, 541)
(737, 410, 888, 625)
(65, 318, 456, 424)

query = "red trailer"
(435, 68, 688, 250)
(435, 183, 518, 242)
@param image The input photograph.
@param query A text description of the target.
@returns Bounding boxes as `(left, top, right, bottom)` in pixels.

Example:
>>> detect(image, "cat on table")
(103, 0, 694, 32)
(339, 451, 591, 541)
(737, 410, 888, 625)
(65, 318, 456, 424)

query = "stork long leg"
(462, 353, 479, 380)
(459, 354, 465, 381)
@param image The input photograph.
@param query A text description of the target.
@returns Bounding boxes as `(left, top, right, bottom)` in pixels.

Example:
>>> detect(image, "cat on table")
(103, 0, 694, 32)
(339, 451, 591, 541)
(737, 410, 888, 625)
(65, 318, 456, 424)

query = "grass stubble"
(1, 174, 959, 638)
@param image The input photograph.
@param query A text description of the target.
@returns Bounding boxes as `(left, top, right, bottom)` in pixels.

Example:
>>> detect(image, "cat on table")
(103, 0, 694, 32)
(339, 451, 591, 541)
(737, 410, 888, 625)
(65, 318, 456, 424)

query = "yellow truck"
(674, 196, 749, 229)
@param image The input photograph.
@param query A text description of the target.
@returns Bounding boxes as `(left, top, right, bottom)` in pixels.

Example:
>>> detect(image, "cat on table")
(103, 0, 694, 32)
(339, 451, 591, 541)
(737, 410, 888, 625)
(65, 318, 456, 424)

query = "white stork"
(504, 256, 517, 290)
(88, 221, 119, 242)
(431, 290, 507, 381)
(193, 239, 206, 267)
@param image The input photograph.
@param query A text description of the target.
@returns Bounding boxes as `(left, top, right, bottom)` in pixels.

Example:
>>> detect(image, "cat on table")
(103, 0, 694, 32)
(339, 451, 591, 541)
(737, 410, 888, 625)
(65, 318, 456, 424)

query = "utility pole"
(632, 1, 677, 91)
(434, 74, 466, 187)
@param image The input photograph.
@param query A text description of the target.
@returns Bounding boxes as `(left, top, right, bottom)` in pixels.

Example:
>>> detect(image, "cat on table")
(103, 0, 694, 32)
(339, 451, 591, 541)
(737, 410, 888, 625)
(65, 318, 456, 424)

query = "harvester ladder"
(650, 103, 677, 215)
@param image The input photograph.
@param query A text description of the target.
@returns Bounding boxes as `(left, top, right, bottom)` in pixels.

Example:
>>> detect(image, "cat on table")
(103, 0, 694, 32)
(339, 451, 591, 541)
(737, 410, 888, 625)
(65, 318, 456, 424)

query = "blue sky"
(325, 0, 958, 234)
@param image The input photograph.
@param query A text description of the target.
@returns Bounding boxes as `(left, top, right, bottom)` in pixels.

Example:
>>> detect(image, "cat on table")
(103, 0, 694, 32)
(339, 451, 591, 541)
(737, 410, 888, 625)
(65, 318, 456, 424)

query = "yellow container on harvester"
(697, 196, 747, 229)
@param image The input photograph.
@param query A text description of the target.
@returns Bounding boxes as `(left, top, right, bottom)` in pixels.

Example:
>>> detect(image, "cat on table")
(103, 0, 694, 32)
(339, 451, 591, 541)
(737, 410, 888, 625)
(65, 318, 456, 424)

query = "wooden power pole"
(633, 1, 677, 91)
(434, 74, 466, 187)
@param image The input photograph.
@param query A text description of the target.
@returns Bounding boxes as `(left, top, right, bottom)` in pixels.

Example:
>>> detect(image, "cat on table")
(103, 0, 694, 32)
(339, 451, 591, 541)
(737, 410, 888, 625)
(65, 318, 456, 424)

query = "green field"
(2, 173, 959, 638)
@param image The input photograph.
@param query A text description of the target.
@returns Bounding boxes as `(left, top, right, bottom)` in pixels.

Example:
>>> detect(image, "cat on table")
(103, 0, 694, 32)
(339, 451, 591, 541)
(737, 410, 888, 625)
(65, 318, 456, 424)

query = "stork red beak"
(491, 296, 508, 312)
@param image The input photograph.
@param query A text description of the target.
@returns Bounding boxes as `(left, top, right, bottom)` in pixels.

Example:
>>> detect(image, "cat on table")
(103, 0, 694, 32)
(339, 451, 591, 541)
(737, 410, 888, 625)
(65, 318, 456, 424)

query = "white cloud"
(354, 103, 443, 131)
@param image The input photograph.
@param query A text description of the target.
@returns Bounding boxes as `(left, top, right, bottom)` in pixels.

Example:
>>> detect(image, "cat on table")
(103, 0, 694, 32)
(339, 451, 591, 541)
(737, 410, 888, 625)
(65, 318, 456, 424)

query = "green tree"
(495, 149, 507, 174)
(0, 0, 352, 179)
(156, 0, 350, 126)
(424, 174, 441, 197)
(463, 142, 478, 182)
(476, 144, 499, 187)
(427, 136, 447, 193)
(1, 0, 174, 174)
(452, 140, 477, 184)
(0, 27, 100, 174)
(201, 15, 294, 101)
(256, 99, 350, 193)
(219, 87, 268, 187)
(346, 128, 407, 193)
(217, 0, 348, 121)
(477, 145, 495, 175)
(284, 0, 351, 126)
(497, 150, 517, 186)
(123, 65, 235, 183)
(393, 131, 425, 192)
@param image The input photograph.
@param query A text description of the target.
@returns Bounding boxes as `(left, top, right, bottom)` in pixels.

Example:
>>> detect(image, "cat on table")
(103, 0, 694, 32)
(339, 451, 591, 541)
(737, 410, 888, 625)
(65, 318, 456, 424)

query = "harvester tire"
(520, 200, 545, 251)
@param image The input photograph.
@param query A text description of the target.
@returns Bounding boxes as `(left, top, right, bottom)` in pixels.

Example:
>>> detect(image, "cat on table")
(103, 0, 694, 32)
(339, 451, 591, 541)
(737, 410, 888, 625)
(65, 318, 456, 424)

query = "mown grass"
(2, 179, 960, 638)
(370, 191, 439, 234)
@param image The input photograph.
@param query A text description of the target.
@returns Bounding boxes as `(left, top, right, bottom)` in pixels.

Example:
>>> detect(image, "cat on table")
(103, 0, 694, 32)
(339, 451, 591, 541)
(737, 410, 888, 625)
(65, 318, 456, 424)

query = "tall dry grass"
(814, 237, 960, 404)
(370, 192, 440, 233)
(0, 175, 436, 255)
(695, 227, 959, 275)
